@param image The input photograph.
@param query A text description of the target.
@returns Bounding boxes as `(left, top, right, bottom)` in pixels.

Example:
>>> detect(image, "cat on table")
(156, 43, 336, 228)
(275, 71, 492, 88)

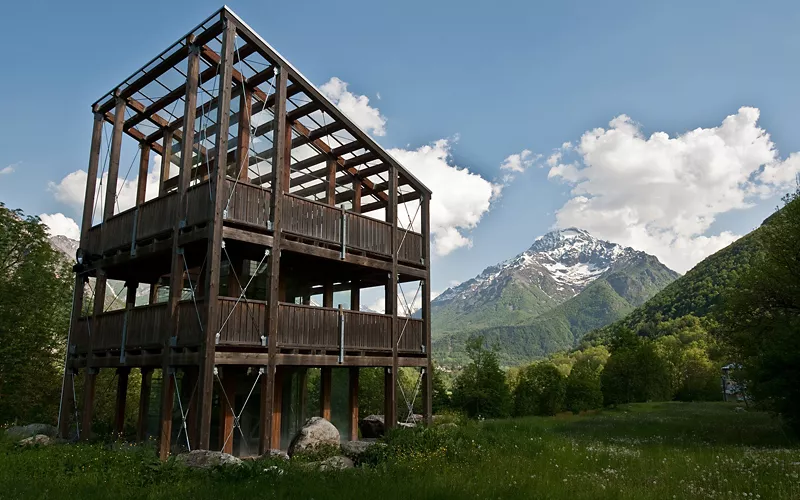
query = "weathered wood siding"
(216, 296, 267, 345)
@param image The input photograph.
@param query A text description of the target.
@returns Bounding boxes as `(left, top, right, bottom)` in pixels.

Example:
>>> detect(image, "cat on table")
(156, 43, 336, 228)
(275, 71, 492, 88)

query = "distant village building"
(721, 363, 745, 402)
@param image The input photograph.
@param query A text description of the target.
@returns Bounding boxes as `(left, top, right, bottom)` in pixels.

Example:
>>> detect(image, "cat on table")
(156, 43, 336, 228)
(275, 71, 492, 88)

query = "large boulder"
(288, 417, 340, 457)
(176, 450, 243, 469)
(358, 415, 385, 438)
(340, 440, 387, 464)
(18, 434, 54, 447)
(6, 424, 58, 441)
(258, 449, 290, 461)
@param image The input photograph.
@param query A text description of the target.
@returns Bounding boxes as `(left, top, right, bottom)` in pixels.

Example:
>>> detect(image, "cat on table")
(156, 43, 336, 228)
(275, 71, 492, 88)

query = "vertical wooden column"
(421, 193, 433, 425)
(136, 143, 150, 205)
(386, 166, 399, 430)
(137, 368, 153, 441)
(349, 367, 359, 440)
(81, 268, 106, 441)
(352, 182, 362, 213)
(160, 35, 200, 460)
(384, 367, 396, 429)
(326, 159, 336, 205)
(182, 367, 199, 446)
(158, 369, 175, 460)
(81, 110, 104, 235)
(236, 88, 252, 180)
(262, 64, 289, 452)
(219, 369, 237, 453)
(270, 367, 284, 450)
(104, 93, 126, 220)
(197, 18, 237, 451)
(350, 280, 360, 311)
(159, 131, 173, 196)
(320, 367, 332, 420)
(323, 281, 334, 308)
(114, 368, 131, 437)
(149, 283, 159, 304)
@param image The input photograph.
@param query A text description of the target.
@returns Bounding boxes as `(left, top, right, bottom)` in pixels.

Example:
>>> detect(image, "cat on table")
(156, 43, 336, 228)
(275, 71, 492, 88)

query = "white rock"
(288, 417, 340, 457)
(319, 455, 354, 471)
(6, 424, 58, 440)
(176, 450, 243, 468)
(18, 434, 53, 447)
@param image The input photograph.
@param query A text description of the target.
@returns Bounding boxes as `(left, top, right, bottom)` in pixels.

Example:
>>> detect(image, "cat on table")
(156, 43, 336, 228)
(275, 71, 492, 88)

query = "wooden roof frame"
(91, 6, 431, 204)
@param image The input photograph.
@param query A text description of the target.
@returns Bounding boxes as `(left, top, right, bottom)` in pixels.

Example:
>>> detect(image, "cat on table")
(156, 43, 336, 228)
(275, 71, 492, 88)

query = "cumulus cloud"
(500, 149, 537, 173)
(0, 163, 16, 175)
(48, 164, 161, 226)
(388, 140, 500, 256)
(39, 213, 80, 240)
(548, 107, 800, 273)
(320, 77, 387, 136)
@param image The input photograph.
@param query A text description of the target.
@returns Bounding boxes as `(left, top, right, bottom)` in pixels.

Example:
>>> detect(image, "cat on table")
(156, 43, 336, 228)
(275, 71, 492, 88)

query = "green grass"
(2, 402, 798, 499)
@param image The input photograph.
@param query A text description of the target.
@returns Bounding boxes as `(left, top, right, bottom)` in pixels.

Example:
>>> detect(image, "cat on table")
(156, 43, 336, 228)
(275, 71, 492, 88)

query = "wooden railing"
(396, 228, 424, 265)
(126, 303, 169, 349)
(347, 212, 391, 256)
(91, 310, 126, 351)
(138, 193, 178, 240)
(397, 317, 425, 354)
(216, 297, 267, 346)
(223, 179, 271, 227)
(277, 302, 339, 349)
(282, 194, 342, 243)
(176, 300, 204, 346)
(342, 309, 392, 351)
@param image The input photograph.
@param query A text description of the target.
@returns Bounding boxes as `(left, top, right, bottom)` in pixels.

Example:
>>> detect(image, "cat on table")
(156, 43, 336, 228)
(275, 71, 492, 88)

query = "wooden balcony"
(83, 180, 424, 267)
(70, 299, 425, 358)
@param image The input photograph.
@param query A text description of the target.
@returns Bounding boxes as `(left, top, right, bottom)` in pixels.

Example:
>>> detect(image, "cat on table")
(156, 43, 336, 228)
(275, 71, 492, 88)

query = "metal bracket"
(179, 219, 186, 230)
(169, 335, 177, 347)
(87, 367, 99, 375)
(267, 220, 273, 231)
(223, 209, 228, 220)
(258, 367, 265, 375)
(177, 247, 184, 255)
(68, 344, 76, 355)
(215, 332, 221, 345)
(260, 335, 267, 347)
(213, 366, 219, 376)
(168, 367, 176, 375)
(421, 344, 426, 354)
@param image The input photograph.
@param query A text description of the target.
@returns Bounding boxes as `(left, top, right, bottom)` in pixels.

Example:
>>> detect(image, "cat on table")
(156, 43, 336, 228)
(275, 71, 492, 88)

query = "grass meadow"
(1, 402, 798, 499)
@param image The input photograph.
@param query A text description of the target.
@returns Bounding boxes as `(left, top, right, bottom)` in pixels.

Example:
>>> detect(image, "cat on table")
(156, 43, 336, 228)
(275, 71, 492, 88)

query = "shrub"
(513, 362, 565, 416)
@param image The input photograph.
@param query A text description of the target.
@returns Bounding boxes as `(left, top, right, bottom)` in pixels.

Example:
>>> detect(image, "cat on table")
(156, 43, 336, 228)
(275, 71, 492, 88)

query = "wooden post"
(384, 367, 396, 429)
(114, 368, 131, 437)
(219, 369, 237, 453)
(349, 367, 359, 441)
(350, 280, 360, 311)
(323, 281, 334, 308)
(158, 369, 175, 460)
(271, 367, 284, 450)
(258, 364, 273, 454)
(160, 35, 200, 459)
(326, 159, 336, 205)
(159, 131, 173, 196)
(81, 110, 104, 236)
(320, 367, 332, 420)
(183, 367, 199, 446)
(197, 18, 237, 451)
(263, 65, 289, 451)
(81, 367, 98, 441)
(149, 283, 159, 304)
(421, 193, 432, 425)
(352, 181, 362, 213)
(236, 88, 252, 180)
(136, 143, 150, 205)
(137, 368, 153, 441)
(386, 165, 398, 431)
(104, 94, 126, 220)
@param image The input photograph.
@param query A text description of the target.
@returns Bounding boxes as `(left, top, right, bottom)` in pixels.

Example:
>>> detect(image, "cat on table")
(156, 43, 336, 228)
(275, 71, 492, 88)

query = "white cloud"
(548, 106, 800, 273)
(320, 77, 387, 136)
(39, 213, 80, 240)
(48, 163, 161, 227)
(0, 164, 16, 175)
(500, 149, 537, 173)
(388, 139, 500, 256)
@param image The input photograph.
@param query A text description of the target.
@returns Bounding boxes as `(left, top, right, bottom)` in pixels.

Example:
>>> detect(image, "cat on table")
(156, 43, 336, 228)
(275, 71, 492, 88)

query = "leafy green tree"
(451, 336, 511, 418)
(724, 194, 800, 430)
(565, 357, 603, 413)
(0, 204, 72, 424)
(431, 362, 451, 414)
(513, 362, 565, 416)
(602, 333, 672, 406)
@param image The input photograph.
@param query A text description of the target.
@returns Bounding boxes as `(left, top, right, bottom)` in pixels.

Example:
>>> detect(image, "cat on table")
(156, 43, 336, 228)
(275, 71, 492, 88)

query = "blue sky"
(2, 0, 800, 304)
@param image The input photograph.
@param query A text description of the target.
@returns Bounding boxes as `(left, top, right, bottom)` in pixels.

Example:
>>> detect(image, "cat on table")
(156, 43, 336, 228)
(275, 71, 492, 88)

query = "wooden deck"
(83, 179, 424, 267)
(70, 299, 424, 358)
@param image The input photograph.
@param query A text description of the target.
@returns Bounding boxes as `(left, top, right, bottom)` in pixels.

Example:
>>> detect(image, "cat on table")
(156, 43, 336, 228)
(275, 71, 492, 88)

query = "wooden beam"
(114, 368, 130, 437)
(198, 20, 237, 451)
(80, 112, 103, 240)
(320, 367, 332, 421)
(158, 369, 175, 460)
(349, 367, 359, 440)
(286, 101, 321, 122)
(235, 88, 252, 180)
(137, 368, 153, 441)
(344, 151, 379, 168)
(136, 144, 151, 205)
(81, 368, 97, 441)
(219, 369, 237, 453)
(421, 192, 432, 426)
(387, 166, 398, 431)
(104, 96, 126, 220)
(360, 190, 422, 214)
(271, 366, 283, 449)
(159, 132, 173, 196)
(331, 141, 365, 157)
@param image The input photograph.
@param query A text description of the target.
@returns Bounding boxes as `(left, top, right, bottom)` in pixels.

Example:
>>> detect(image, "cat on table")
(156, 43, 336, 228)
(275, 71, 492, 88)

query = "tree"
(451, 336, 511, 418)
(431, 362, 451, 414)
(565, 357, 603, 413)
(724, 194, 800, 430)
(602, 335, 672, 406)
(0, 204, 72, 424)
(513, 362, 565, 416)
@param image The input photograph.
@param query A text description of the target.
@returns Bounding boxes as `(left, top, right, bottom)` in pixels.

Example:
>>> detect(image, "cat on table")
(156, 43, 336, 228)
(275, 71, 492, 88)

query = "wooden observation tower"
(57, 6, 432, 458)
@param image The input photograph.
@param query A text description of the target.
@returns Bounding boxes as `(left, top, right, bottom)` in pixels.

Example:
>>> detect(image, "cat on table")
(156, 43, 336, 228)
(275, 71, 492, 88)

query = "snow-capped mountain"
(432, 228, 679, 364)
(436, 228, 638, 306)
